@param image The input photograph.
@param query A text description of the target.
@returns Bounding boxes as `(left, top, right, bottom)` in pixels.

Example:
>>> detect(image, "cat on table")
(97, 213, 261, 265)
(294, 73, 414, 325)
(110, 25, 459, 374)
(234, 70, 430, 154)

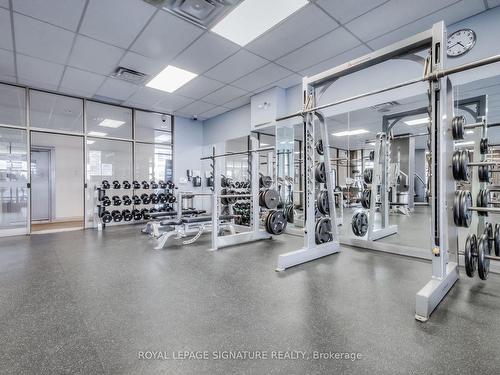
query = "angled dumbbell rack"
(93, 182, 178, 230)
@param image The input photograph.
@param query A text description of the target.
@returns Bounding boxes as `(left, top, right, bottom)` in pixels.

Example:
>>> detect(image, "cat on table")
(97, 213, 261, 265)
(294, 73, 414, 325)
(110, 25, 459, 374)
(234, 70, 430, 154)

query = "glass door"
(0, 127, 29, 236)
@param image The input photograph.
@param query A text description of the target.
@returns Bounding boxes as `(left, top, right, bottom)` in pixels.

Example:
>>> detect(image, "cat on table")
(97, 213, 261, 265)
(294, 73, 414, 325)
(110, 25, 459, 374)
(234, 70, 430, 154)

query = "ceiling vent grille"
(144, 0, 242, 28)
(113, 67, 148, 84)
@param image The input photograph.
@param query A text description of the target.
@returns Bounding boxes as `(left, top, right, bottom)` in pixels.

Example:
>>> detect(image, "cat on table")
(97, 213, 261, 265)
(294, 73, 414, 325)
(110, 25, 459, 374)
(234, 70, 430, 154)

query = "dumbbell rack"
(93, 181, 178, 230)
(220, 178, 252, 226)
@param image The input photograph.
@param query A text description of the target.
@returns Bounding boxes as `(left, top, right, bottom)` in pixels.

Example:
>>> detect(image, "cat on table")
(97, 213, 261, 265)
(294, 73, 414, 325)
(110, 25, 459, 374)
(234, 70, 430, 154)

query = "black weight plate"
(478, 233, 490, 280)
(484, 222, 493, 240)
(361, 189, 371, 209)
(462, 190, 472, 228)
(102, 214, 112, 223)
(459, 149, 469, 182)
(317, 190, 329, 215)
(267, 210, 287, 235)
(464, 234, 477, 277)
(227, 189, 237, 204)
(315, 217, 333, 244)
(259, 175, 272, 189)
(363, 168, 373, 184)
(315, 139, 324, 155)
(495, 223, 500, 257)
(262, 189, 279, 209)
(452, 115, 465, 140)
(480, 138, 488, 155)
(452, 150, 461, 181)
(286, 205, 294, 223)
(453, 190, 461, 227)
(351, 212, 368, 237)
(482, 189, 489, 217)
(315, 162, 326, 183)
(351, 212, 360, 236)
(369, 150, 374, 161)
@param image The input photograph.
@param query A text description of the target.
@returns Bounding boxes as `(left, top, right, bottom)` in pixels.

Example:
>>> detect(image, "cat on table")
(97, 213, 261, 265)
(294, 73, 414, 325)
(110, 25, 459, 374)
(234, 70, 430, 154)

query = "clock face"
(447, 29, 476, 57)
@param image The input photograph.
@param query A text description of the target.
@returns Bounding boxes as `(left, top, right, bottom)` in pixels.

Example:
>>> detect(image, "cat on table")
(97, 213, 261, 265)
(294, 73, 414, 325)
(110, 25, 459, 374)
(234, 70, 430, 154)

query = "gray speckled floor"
(1, 227, 500, 374)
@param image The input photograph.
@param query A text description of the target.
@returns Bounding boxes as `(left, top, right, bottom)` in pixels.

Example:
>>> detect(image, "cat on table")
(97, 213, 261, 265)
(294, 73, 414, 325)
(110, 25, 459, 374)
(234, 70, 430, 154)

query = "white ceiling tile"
(119, 51, 165, 76)
(0, 74, 16, 83)
(14, 13, 74, 64)
(174, 75, 224, 100)
(0, 8, 13, 51)
(96, 78, 139, 102)
(17, 54, 64, 87)
(202, 85, 248, 106)
(316, 0, 387, 24)
(232, 63, 293, 92)
(131, 9, 203, 61)
(200, 106, 230, 119)
(173, 32, 239, 74)
(272, 74, 303, 90)
(68, 35, 125, 75)
(0, 0, 9, 8)
(177, 101, 215, 116)
(223, 95, 251, 109)
(277, 27, 360, 72)
(367, 0, 486, 50)
(0, 48, 15, 80)
(300, 45, 372, 76)
(204, 49, 267, 84)
(13, 0, 86, 31)
(126, 87, 168, 107)
(154, 94, 193, 112)
(80, 0, 155, 48)
(345, 0, 457, 42)
(488, 0, 500, 7)
(246, 4, 338, 60)
(60, 66, 106, 97)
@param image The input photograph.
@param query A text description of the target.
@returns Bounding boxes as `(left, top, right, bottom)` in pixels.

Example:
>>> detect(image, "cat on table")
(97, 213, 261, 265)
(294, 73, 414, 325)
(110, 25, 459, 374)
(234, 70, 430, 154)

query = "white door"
(31, 149, 51, 221)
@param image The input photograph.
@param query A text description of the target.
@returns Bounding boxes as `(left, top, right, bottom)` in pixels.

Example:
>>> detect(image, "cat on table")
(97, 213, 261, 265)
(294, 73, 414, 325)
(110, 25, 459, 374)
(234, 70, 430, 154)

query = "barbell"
(453, 190, 500, 227)
(452, 149, 496, 182)
(462, 230, 500, 280)
(451, 115, 485, 140)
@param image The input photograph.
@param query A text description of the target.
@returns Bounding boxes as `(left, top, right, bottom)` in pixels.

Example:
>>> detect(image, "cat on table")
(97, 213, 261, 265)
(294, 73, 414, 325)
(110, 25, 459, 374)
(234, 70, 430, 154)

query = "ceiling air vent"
(146, 0, 242, 29)
(370, 101, 400, 113)
(114, 67, 148, 84)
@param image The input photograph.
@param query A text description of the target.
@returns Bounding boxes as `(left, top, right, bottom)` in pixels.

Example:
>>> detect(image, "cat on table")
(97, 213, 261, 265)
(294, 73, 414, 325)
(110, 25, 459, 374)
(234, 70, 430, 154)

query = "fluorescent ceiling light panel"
(332, 129, 369, 137)
(99, 119, 125, 128)
(211, 0, 309, 46)
(404, 117, 430, 126)
(88, 131, 107, 137)
(155, 134, 171, 143)
(86, 140, 95, 145)
(146, 65, 197, 93)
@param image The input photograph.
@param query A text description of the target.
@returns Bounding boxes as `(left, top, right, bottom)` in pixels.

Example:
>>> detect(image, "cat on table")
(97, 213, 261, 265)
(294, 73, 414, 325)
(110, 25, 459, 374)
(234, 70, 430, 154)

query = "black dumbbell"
(132, 195, 141, 205)
(101, 210, 112, 223)
(150, 193, 159, 204)
(158, 193, 166, 203)
(132, 209, 142, 220)
(101, 196, 111, 207)
(133, 180, 140, 189)
(167, 194, 176, 203)
(159, 180, 167, 189)
(150, 181, 158, 189)
(123, 180, 131, 189)
(141, 208, 151, 220)
(112, 195, 122, 206)
(112, 180, 121, 189)
(166, 181, 174, 189)
(122, 195, 132, 205)
(122, 209, 133, 221)
(141, 193, 151, 204)
(111, 210, 123, 222)
(141, 180, 150, 189)
(101, 180, 110, 189)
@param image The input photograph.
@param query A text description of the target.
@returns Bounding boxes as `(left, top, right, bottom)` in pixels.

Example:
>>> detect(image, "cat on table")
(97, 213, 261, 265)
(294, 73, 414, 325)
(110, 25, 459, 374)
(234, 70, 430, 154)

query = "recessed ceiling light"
(86, 140, 95, 145)
(154, 134, 171, 143)
(88, 131, 107, 137)
(404, 117, 430, 126)
(99, 119, 125, 128)
(332, 129, 369, 137)
(146, 65, 197, 93)
(211, 0, 309, 46)
(454, 141, 474, 146)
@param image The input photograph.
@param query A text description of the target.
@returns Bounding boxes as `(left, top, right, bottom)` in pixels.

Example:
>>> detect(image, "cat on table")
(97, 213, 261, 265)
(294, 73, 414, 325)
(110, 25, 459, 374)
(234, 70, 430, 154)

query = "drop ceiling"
(0, 0, 491, 120)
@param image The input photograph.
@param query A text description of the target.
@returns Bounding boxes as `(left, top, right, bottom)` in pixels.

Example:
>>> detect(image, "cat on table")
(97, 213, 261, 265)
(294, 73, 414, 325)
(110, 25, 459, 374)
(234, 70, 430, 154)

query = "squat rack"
(274, 20, 500, 321)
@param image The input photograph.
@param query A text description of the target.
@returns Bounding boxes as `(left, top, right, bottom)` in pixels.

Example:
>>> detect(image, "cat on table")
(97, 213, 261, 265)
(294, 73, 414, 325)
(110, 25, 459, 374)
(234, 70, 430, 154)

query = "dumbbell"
(100, 210, 112, 223)
(159, 180, 167, 189)
(122, 209, 133, 221)
(167, 194, 176, 203)
(111, 210, 123, 222)
(112, 180, 121, 189)
(123, 180, 131, 189)
(166, 181, 174, 189)
(235, 181, 241, 188)
(132, 209, 142, 221)
(141, 193, 151, 204)
(150, 181, 158, 189)
(133, 180, 141, 189)
(141, 208, 151, 220)
(112, 195, 122, 206)
(141, 180, 150, 189)
(101, 196, 111, 207)
(132, 195, 141, 205)
(158, 193, 167, 203)
(101, 180, 110, 189)
(122, 195, 132, 206)
(150, 193, 159, 204)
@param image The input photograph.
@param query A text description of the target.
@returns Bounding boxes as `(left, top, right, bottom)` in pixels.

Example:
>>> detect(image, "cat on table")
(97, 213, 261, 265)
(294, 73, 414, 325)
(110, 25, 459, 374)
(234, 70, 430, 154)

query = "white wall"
(202, 105, 251, 145)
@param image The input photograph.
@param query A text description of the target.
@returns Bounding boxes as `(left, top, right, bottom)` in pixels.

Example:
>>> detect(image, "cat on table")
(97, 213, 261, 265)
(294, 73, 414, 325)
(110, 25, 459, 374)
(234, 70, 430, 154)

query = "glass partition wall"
(0, 82, 174, 236)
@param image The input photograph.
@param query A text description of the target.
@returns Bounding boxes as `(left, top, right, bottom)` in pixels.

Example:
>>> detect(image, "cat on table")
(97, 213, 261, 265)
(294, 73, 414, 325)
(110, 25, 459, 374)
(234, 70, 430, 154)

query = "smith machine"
(273, 20, 500, 321)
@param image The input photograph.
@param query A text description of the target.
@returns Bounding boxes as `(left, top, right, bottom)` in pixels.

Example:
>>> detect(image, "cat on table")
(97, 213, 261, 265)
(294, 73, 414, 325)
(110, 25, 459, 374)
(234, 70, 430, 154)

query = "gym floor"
(1, 227, 500, 374)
